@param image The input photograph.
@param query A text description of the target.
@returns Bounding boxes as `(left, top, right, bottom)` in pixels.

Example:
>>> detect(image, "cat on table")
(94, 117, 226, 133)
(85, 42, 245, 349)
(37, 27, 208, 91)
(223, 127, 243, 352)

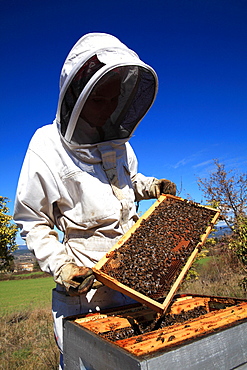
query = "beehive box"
(93, 194, 220, 313)
(63, 294, 247, 370)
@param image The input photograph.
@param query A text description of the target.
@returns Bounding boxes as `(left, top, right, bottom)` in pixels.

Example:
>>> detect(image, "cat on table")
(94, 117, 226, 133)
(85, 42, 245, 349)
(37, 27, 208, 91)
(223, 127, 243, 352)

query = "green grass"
(0, 276, 55, 315)
(196, 256, 212, 266)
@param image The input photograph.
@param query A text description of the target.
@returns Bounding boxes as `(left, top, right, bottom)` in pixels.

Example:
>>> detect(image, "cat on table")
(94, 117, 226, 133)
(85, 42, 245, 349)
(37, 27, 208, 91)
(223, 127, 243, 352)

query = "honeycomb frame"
(93, 194, 220, 313)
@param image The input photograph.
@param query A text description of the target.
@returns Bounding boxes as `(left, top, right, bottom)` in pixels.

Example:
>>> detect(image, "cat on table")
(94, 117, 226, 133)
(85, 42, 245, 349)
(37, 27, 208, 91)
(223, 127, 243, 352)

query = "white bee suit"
(14, 33, 158, 355)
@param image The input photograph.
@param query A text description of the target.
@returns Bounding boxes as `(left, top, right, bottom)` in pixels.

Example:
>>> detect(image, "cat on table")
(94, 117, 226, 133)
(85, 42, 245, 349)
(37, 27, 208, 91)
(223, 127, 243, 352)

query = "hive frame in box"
(64, 294, 247, 370)
(93, 194, 220, 314)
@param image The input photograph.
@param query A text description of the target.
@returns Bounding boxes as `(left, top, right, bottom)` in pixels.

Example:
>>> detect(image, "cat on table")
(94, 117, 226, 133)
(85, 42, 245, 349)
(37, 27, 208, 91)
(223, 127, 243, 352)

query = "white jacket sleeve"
(126, 142, 155, 201)
(14, 148, 75, 283)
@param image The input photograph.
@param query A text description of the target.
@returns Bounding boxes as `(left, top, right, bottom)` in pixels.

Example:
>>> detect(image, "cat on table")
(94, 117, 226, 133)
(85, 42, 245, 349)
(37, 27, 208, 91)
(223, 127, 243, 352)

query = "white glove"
(59, 263, 96, 296)
(149, 178, 176, 198)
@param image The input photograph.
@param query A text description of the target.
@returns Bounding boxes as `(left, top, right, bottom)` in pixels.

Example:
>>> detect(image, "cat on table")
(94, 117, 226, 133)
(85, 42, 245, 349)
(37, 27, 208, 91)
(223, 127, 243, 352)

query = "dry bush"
(180, 243, 247, 299)
(0, 307, 59, 370)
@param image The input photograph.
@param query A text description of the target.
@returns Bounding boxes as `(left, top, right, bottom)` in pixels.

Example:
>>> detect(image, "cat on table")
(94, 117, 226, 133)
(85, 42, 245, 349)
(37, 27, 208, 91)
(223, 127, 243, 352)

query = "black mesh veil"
(60, 55, 105, 137)
(118, 67, 156, 135)
(60, 56, 156, 145)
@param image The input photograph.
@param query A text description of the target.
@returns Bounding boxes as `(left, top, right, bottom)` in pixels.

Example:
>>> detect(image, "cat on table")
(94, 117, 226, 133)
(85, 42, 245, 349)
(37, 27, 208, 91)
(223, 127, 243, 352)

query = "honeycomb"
(100, 305, 208, 342)
(100, 196, 218, 301)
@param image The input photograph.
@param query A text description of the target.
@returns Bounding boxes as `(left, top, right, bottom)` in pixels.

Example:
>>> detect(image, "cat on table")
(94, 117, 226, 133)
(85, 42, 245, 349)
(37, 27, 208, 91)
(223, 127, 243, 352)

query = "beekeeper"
(14, 33, 176, 365)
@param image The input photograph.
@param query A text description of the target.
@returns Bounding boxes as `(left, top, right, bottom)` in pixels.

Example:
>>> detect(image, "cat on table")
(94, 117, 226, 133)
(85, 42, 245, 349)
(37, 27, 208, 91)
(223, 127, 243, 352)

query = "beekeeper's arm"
(126, 143, 176, 201)
(14, 150, 94, 295)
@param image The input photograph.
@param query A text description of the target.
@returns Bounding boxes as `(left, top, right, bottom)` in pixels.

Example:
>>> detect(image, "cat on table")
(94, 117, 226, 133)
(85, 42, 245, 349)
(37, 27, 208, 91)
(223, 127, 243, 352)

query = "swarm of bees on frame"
(101, 198, 216, 299)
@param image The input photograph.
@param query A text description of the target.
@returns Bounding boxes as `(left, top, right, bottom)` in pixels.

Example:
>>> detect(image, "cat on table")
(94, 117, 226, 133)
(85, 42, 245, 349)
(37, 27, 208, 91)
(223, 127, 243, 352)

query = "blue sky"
(1, 0, 247, 243)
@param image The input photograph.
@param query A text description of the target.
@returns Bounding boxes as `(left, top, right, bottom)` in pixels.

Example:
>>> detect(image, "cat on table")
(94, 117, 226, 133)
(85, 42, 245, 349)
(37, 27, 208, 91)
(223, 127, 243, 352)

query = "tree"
(197, 159, 247, 230)
(229, 216, 247, 267)
(197, 159, 247, 267)
(0, 196, 18, 271)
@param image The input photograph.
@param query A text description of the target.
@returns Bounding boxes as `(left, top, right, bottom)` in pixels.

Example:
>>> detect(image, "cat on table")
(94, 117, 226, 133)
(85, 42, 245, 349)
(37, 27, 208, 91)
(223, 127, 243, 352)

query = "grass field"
(0, 276, 55, 315)
(0, 275, 59, 369)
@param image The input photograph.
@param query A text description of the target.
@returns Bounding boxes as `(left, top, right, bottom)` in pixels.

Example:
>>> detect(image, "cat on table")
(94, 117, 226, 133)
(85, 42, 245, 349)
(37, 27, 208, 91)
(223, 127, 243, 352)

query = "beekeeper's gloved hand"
(59, 263, 101, 296)
(149, 178, 176, 199)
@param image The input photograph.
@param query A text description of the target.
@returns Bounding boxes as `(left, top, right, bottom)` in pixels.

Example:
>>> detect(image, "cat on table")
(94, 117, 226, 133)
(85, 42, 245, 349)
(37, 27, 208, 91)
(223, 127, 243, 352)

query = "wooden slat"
(169, 296, 210, 314)
(76, 315, 132, 333)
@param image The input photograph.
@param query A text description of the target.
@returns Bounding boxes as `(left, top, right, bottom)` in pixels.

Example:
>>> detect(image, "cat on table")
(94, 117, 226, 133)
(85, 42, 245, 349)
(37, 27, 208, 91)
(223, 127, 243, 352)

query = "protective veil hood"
(56, 33, 158, 145)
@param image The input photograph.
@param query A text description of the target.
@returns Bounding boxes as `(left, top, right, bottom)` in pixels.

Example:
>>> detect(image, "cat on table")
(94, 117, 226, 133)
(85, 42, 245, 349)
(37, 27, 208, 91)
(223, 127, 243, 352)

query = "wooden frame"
(93, 195, 220, 314)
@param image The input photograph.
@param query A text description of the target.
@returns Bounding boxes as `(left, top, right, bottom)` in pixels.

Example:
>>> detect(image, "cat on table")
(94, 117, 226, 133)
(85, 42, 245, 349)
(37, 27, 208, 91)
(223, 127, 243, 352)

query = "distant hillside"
(15, 244, 28, 250)
(13, 245, 31, 257)
(214, 225, 232, 238)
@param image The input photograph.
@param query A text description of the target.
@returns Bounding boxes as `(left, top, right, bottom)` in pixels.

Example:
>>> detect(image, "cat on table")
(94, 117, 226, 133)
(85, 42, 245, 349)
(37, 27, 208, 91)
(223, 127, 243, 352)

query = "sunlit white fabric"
(14, 33, 159, 355)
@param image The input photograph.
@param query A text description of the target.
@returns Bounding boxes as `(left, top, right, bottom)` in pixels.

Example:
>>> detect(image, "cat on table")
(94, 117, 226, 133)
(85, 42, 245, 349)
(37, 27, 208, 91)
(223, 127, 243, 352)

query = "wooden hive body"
(64, 294, 247, 369)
